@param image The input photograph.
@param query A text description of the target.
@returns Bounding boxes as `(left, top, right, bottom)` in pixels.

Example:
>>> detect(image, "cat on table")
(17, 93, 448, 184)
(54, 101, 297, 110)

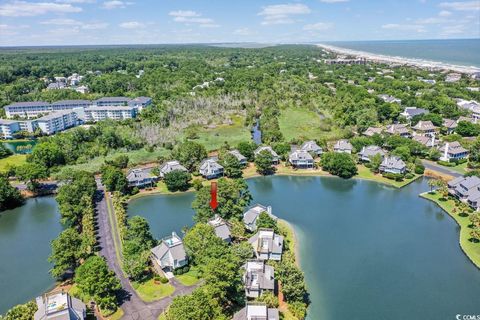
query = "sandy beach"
(317, 43, 480, 74)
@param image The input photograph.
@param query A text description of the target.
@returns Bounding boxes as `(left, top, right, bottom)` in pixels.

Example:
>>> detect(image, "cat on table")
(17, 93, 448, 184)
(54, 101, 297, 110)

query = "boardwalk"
(95, 180, 197, 319)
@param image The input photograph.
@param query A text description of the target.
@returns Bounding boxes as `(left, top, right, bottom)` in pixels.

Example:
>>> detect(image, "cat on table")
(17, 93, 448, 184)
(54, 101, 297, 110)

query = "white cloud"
(0, 23, 28, 35)
(102, 0, 131, 9)
(55, 0, 95, 3)
(258, 3, 311, 25)
(0, 1, 82, 17)
(41, 18, 80, 25)
(303, 22, 333, 31)
(381, 23, 426, 32)
(82, 22, 108, 29)
(119, 21, 145, 29)
(416, 17, 449, 24)
(438, 10, 452, 16)
(319, 0, 349, 2)
(233, 27, 254, 35)
(169, 10, 219, 28)
(439, 1, 480, 11)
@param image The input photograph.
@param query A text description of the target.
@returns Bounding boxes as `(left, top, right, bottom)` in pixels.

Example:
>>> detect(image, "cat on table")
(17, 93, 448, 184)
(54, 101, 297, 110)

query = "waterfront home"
(379, 156, 406, 174)
(34, 290, 86, 320)
(412, 120, 437, 137)
(363, 126, 383, 137)
(126, 168, 158, 188)
(248, 228, 284, 261)
(413, 135, 438, 148)
(0, 119, 21, 139)
(385, 124, 411, 138)
(288, 149, 314, 169)
(300, 140, 323, 156)
(400, 107, 429, 121)
(254, 146, 280, 164)
(442, 118, 457, 134)
(159, 160, 188, 178)
(448, 176, 480, 211)
(151, 232, 188, 271)
(229, 149, 248, 166)
(242, 260, 275, 298)
(378, 94, 401, 104)
(208, 214, 232, 243)
(243, 204, 277, 232)
(199, 157, 224, 179)
(233, 303, 279, 320)
(333, 139, 353, 154)
(357, 145, 386, 162)
(439, 142, 469, 162)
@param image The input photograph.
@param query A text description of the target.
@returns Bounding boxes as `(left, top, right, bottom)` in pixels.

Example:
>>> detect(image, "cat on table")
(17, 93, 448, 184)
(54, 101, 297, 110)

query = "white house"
(34, 290, 86, 320)
(379, 156, 406, 174)
(300, 140, 323, 156)
(333, 139, 353, 154)
(233, 303, 279, 320)
(228, 149, 248, 166)
(199, 157, 224, 179)
(288, 149, 314, 169)
(358, 145, 385, 162)
(208, 214, 232, 243)
(254, 146, 280, 164)
(242, 260, 275, 298)
(126, 168, 158, 188)
(243, 204, 277, 232)
(439, 142, 469, 162)
(159, 160, 188, 178)
(151, 232, 188, 271)
(248, 228, 284, 261)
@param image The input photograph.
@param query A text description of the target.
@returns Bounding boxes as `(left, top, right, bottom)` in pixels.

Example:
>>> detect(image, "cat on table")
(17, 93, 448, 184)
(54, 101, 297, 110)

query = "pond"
(0, 197, 62, 315)
(128, 176, 480, 320)
(2, 140, 37, 154)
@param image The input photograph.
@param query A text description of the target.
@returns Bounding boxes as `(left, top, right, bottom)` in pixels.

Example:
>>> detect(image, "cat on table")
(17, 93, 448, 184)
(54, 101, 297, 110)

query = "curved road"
(421, 160, 463, 178)
(95, 181, 197, 320)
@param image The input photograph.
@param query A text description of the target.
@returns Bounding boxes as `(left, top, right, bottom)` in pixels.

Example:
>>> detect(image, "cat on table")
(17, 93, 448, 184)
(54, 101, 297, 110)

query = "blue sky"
(0, 0, 479, 46)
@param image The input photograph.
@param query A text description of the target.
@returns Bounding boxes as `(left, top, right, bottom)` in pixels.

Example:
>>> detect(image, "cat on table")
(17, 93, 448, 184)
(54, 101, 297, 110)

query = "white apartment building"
(84, 106, 136, 122)
(0, 119, 21, 139)
(36, 110, 78, 135)
(4, 101, 51, 118)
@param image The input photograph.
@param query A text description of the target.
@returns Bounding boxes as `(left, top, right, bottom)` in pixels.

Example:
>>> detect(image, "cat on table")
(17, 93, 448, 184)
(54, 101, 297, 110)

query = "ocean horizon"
(324, 38, 480, 68)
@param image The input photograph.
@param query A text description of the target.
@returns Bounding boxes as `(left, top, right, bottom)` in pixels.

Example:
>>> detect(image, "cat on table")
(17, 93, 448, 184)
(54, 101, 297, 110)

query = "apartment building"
(84, 106, 136, 122)
(36, 110, 78, 135)
(0, 119, 21, 139)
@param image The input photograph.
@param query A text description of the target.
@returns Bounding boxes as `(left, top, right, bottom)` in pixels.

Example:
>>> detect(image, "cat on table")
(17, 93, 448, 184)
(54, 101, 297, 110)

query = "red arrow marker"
(210, 182, 218, 211)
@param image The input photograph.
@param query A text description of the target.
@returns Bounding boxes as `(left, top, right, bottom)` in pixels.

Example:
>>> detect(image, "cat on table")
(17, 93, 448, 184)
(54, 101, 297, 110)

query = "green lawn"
(439, 161, 469, 175)
(186, 115, 251, 151)
(420, 192, 480, 268)
(278, 107, 345, 142)
(0, 154, 27, 172)
(355, 165, 420, 188)
(176, 267, 201, 286)
(132, 278, 175, 302)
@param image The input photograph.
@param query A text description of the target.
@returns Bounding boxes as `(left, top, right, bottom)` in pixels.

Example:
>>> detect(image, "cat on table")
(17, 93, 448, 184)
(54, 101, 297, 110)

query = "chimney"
(430, 133, 435, 148)
(444, 142, 449, 161)
(267, 206, 272, 215)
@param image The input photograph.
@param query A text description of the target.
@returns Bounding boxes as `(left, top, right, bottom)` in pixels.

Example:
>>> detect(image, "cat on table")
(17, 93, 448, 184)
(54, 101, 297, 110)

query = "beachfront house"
(126, 168, 158, 188)
(159, 160, 188, 178)
(412, 120, 437, 137)
(333, 139, 353, 154)
(400, 107, 429, 121)
(229, 149, 248, 166)
(439, 142, 469, 162)
(363, 126, 383, 137)
(150, 232, 188, 271)
(357, 145, 386, 162)
(242, 260, 275, 298)
(199, 157, 224, 179)
(233, 303, 280, 320)
(248, 228, 284, 261)
(254, 146, 280, 164)
(208, 214, 232, 243)
(288, 149, 314, 169)
(385, 124, 411, 138)
(243, 204, 277, 232)
(379, 156, 406, 174)
(442, 119, 458, 134)
(300, 140, 323, 156)
(34, 290, 86, 320)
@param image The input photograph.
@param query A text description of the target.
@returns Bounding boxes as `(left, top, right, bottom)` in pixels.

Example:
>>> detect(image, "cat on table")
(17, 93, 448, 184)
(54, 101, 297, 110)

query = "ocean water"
(325, 39, 480, 68)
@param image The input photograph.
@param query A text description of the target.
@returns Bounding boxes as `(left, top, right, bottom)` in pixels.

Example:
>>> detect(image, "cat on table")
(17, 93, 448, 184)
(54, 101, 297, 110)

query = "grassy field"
(132, 278, 175, 302)
(186, 115, 251, 151)
(0, 154, 27, 172)
(278, 107, 345, 142)
(355, 165, 421, 188)
(420, 192, 480, 268)
(176, 267, 201, 286)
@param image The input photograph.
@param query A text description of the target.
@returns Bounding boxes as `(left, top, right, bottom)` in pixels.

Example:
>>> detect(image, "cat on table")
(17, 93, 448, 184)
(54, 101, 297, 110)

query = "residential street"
(95, 180, 197, 320)
(421, 160, 463, 178)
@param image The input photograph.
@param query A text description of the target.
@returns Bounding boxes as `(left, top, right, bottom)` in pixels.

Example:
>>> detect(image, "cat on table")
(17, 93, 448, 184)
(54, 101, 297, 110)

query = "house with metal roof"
(199, 157, 224, 179)
(248, 228, 284, 261)
(34, 290, 86, 320)
(413, 135, 438, 148)
(288, 149, 314, 168)
(243, 204, 277, 232)
(363, 127, 383, 137)
(412, 120, 437, 137)
(242, 260, 275, 298)
(400, 107, 429, 120)
(379, 156, 406, 174)
(300, 140, 323, 156)
(254, 146, 280, 164)
(333, 139, 353, 154)
(233, 303, 279, 320)
(208, 214, 232, 243)
(126, 168, 158, 188)
(229, 149, 248, 166)
(151, 232, 188, 271)
(358, 145, 386, 162)
(385, 124, 411, 138)
(159, 160, 188, 178)
(442, 119, 458, 134)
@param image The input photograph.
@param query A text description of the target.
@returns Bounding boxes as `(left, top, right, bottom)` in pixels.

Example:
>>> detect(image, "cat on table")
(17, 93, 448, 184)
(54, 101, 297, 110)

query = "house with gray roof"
(448, 176, 480, 211)
(385, 124, 411, 138)
(379, 156, 406, 174)
(333, 139, 353, 154)
(34, 290, 86, 320)
(126, 168, 158, 188)
(159, 160, 188, 178)
(358, 145, 386, 162)
(199, 157, 224, 179)
(439, 141, 469, 162)
(229, 149, 248, 166)
(151, 232, 188, 271)
(248, 228, 284, 261)
(378, 94, 402, 104)
(95, 97, 131, 107)
(254, 146, 280, 164)
(242, 260, 275, 298)
(400, 107, 429, 120)
(363, 127, 383, 137)
(413, 135, 438, 148)
(300, 140, 323, 156)
(442, 119, 457, 134)
(288, 149, 314, 169)
(233, 303, 279, 320)
(412, 120, 437, 137)
(208, 214, 231, 243)
(243, 204, 277, 232)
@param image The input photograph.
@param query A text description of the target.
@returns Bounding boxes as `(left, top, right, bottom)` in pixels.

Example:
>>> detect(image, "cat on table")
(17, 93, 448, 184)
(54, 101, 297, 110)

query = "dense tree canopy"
(321, 152, 358, 178)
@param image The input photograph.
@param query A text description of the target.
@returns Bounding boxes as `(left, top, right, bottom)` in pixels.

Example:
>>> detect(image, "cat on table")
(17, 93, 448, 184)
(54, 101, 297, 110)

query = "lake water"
(128, 176, 480, 320)
(0, 197, 62, 314)
(2, 140, 37, 154)
(326, 39, 480, 68)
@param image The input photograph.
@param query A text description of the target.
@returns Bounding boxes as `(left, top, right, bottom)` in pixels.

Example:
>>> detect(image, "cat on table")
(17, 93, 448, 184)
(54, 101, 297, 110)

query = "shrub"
(405, 173, 415, 179)
(382, 172, 404, 181)
(176, 268, 184, 275)
(438, 160, 455, 167)
(192, 179, 203, 191)
(182, 265, 190, 273)
(414, 165, 425, 174)
(289, 301, 307, 320)
(160, 276, 169, 284)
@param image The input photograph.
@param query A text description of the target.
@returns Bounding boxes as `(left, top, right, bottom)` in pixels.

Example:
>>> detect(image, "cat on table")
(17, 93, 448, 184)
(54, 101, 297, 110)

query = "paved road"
(95, 181, 197, 320)
(421, 160, 463, 178)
